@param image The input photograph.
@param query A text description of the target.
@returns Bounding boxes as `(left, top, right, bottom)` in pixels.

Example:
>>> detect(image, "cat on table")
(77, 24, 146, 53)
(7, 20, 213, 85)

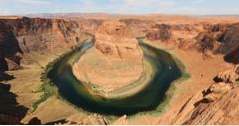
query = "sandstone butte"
(72, 20, 144, 92)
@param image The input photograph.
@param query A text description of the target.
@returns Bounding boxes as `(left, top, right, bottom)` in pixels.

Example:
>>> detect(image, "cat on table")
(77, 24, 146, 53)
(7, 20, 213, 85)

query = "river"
(47, 38, 185, 115)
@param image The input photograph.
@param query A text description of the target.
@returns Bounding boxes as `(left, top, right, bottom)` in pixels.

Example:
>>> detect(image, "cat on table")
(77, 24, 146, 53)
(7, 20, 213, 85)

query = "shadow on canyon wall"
(0, 72, 15, 81)
(0, 83, 28, 124)
(0, 21, 23, 72)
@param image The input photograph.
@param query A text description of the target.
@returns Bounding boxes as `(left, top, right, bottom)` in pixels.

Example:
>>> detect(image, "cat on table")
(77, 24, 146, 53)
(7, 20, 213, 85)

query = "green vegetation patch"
(31, 40, 87, 112)
(32, 65, 58, 112)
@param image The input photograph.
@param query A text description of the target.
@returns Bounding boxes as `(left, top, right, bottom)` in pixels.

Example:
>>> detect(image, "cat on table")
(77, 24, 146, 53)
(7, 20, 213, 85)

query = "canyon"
(0, 15, 239, 125)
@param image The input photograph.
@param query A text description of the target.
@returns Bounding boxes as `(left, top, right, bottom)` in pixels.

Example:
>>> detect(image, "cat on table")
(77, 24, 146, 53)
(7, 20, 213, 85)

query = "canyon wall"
(222, 23, 239, 63)
(1, 17, 81, 53)
(0, 21, 22, 77)
(187, 30, 239, 123)
(0, 17, 84, 79)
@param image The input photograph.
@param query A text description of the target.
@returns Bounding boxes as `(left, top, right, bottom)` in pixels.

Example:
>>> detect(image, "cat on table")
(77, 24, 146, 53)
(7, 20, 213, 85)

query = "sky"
(0, 0, 239, 15)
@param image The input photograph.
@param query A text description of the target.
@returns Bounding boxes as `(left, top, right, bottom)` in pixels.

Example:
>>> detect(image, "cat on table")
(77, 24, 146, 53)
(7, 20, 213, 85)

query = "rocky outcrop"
(193, 24, 225, 53)
(0, 17, 85, 74)
(146, 24, 172, 41)
(94, 20, 141, 59)
(73, 20, 144, 92)
(217, 23, 239, 54)
(95, 42, 113, 55)
(172, 24, 196, 32)
(193, 23, 239, 58)
(214, 65, 239, 83)
(78, 19, 103, 34)
(1, 17, 81, 53)
(184, 86, 239, 125)
(203, 24, 227, 33)
(172, 66, 239, 125)
(194, 32, 218, 53)
(221, 23, 239, 63)
(120, 19, 155, 37)
(96, 20, 134, 38)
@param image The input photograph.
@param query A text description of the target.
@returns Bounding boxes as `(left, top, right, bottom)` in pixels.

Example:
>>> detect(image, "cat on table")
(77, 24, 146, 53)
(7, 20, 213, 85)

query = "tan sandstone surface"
(73, 20, 143, 92)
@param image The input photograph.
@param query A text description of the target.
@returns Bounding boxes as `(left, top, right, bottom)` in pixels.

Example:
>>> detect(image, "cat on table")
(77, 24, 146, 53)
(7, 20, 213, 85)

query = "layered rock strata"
(73, 20, 143, 92)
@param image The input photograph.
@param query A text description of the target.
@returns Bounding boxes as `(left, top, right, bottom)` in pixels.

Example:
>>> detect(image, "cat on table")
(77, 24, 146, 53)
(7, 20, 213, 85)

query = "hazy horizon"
(0, 0, 239, 16)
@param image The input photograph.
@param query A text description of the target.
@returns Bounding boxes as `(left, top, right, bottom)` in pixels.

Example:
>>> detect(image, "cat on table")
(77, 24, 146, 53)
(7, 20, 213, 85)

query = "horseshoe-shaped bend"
(46, 37, 185, 115)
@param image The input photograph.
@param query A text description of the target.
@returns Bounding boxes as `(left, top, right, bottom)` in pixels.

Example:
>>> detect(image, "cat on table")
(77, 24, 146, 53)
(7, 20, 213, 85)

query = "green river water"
(46, 38, 185, 115)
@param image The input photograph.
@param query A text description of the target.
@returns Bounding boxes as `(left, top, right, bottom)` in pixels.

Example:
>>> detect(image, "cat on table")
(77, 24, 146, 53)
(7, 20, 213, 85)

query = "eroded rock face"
(96, 20, 134, 38)
(0, 50, 8, 72)
(184, 86, 239, 125)
(78, 19, 103, 34)
(146, 24, 172, 41)
(217, 23, 239, 54)
(171, 66, 239, 125)
(0, 17, 84, 74)
(172, 24, 196, 32)
(214, 65, 239, 83)
(120, 19, 155, 37)
(224, 48, 239, 64)
(194, 32, 217, 53)
(193, 23, 239, 58)
(203, 24, 227, 33)
(200, 82, 232, 103)
(0, 17, 82, 53)
(0, 21, 22, 71)
(95, 20, 143, 61)
(73, 20, 143, 92)
(221, 23, 239, 64)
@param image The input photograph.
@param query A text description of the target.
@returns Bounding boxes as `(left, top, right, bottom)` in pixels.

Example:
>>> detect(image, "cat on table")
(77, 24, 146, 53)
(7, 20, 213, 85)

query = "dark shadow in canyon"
(27, 117, 42, 125)
(0, 72, 15, 81)
(0, 83, 28, 124)
(45, 119, 67, 125)
(223, 47, 239, 64)
(0, 21, 23, 72)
